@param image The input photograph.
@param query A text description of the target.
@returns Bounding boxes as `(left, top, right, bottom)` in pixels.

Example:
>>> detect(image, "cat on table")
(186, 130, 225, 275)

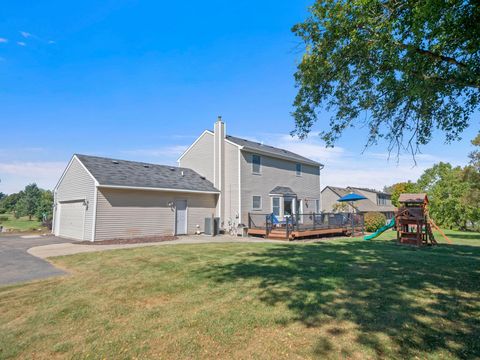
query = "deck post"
(286, 216, 290, 240)
(265, 214, 270, 237)
(248, 213, 252, 229)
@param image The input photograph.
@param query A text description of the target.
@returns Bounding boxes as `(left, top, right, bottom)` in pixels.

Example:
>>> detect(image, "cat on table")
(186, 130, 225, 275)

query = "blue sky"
(0, 0, 478, 194)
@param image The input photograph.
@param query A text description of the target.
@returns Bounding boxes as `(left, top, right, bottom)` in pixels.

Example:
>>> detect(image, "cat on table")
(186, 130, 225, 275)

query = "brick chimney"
(214, 116, 225, 221)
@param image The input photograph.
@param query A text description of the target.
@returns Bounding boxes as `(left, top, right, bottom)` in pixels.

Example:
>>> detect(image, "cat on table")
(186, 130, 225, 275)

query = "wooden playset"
(395, 193, 450, 246)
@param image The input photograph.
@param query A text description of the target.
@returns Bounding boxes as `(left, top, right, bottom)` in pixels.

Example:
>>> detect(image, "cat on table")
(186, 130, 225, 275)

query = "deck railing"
(248, 212, 364, 235)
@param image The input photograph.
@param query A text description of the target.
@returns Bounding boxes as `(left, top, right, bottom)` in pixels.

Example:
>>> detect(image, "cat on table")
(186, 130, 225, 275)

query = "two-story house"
(179, 117, 323, 229)
(321, 186, 396, 219)
(52, 117, 323, 241)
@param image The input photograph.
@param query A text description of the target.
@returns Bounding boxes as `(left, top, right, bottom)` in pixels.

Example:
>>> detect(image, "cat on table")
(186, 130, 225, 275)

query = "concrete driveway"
(0, 234, 68, 287)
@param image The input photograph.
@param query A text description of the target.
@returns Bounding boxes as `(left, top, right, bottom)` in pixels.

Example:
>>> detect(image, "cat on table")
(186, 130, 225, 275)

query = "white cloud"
(0, 38, 7, 43)
(0, 161, 66, 194)
(16, 41, 26, 46)
(20, 31, 31, 38)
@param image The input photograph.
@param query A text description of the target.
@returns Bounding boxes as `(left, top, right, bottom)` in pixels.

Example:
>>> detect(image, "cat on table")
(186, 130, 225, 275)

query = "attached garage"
(53, 154, 219, 241)
(56, 200, 86, 240)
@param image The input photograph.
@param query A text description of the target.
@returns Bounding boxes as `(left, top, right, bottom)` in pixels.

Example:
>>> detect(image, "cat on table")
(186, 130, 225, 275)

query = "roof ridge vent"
(169, 167, 175, 171)
(112, 160, 119, 164)
(143, 165, 150, 168)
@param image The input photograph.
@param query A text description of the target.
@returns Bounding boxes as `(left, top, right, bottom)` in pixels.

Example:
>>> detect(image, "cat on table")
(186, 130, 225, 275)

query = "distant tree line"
(385, 133, 480, 231)
(0, 184, 53, 222)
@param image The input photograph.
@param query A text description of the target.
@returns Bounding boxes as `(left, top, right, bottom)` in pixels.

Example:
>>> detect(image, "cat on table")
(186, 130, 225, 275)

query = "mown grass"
(0, 230, 479, 359)
(0, 213, 43, 232)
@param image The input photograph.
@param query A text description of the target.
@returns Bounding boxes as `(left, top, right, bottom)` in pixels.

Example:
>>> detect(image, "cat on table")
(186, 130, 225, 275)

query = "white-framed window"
(296, 163, 302, 176)
(252, 154, 261, 174)
(315, 199, 320, 213)
(272, 197, 280, 216)
(377, 196, 387, 206)
(252, 195, 262, 210)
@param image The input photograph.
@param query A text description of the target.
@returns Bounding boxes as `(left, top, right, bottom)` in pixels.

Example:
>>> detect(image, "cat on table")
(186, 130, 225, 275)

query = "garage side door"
(58, 201, 86, 240)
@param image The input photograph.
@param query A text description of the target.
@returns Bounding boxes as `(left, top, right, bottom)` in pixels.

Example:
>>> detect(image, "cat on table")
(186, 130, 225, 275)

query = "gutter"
(97, 184, 220, 195)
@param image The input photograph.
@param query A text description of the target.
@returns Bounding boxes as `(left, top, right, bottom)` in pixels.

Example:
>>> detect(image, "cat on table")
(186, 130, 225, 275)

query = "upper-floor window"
(252, 195, 262, 210)
(377, 195, 388, 206)
(252, 154, 261, 174)
(296, 163, 302, 176)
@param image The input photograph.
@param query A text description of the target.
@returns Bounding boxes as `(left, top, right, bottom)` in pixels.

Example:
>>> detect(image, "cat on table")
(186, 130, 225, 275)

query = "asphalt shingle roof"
(76, 154, 219, 193)
(269, 186, 297, 197)
(324, 186, 396, 213)
(225, 135, 322, 166)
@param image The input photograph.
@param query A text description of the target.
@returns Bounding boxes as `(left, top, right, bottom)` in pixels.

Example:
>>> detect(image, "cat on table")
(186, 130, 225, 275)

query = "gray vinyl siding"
(321, 187, 340, 212)
(355, 189, 377, 204)
(179, 132, 214, 182)
(240, 151, 320, 223)
(55, 157, 96, 240)
(94, 188, 217, 240)
(223, 142, 240, 223)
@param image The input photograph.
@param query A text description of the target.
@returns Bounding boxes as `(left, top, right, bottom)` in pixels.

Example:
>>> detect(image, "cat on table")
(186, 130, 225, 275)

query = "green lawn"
(1, 230, 479, 359)
(0, 213, 43, 232)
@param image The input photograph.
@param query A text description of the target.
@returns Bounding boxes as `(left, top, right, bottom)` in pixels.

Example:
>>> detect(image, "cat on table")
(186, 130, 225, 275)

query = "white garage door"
(58, 201, 85, 240)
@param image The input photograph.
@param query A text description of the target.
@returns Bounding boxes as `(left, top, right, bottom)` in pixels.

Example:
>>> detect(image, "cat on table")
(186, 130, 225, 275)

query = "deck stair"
(267, 229, 289, 240)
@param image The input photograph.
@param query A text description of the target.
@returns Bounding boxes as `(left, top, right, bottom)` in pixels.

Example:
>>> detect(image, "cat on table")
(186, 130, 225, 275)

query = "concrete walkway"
(28, 235, 281, 259)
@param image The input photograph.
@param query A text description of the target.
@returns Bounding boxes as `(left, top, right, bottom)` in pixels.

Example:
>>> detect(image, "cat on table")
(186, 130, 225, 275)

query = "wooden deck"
(247, 226, 363, 240)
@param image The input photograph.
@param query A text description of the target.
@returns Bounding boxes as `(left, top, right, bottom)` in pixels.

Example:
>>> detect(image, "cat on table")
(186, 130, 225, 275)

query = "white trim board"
(177, 130, 214, 162)
(54, 155, 99, 191)
(91, 187, 98, 242)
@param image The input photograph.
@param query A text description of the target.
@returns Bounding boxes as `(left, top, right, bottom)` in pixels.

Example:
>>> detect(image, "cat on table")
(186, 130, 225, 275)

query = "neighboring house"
(179, 117, 324, 229)
(321, 186, 396, 219)
(53, 155, 219, 241)
(53, 117, 323, 241)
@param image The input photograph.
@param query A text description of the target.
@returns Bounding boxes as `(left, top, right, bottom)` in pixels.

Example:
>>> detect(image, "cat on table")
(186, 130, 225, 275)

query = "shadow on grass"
(204, 240, 480, 358)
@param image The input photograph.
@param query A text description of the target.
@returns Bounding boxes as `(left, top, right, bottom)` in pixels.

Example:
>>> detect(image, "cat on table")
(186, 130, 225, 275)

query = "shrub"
(0, 208, 6, 214)
(0, 215, 8, 222)
(364, 212, 386, 232)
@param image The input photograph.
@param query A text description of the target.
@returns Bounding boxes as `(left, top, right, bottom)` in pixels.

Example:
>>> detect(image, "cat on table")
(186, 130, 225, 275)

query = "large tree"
(15, 184, 42, 221)
(292, 0, 480, 155)
(35, 190, 54, 222)
(470, 132, 480, 170)
(417, 162, 478, 230)
(384, 181, 419, 207)
(0, 193, 20, 214)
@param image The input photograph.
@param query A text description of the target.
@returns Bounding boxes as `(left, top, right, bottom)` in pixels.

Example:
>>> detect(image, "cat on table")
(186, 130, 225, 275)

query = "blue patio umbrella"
(337, 193, 367, 202)
(337, 192, 367, 236)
